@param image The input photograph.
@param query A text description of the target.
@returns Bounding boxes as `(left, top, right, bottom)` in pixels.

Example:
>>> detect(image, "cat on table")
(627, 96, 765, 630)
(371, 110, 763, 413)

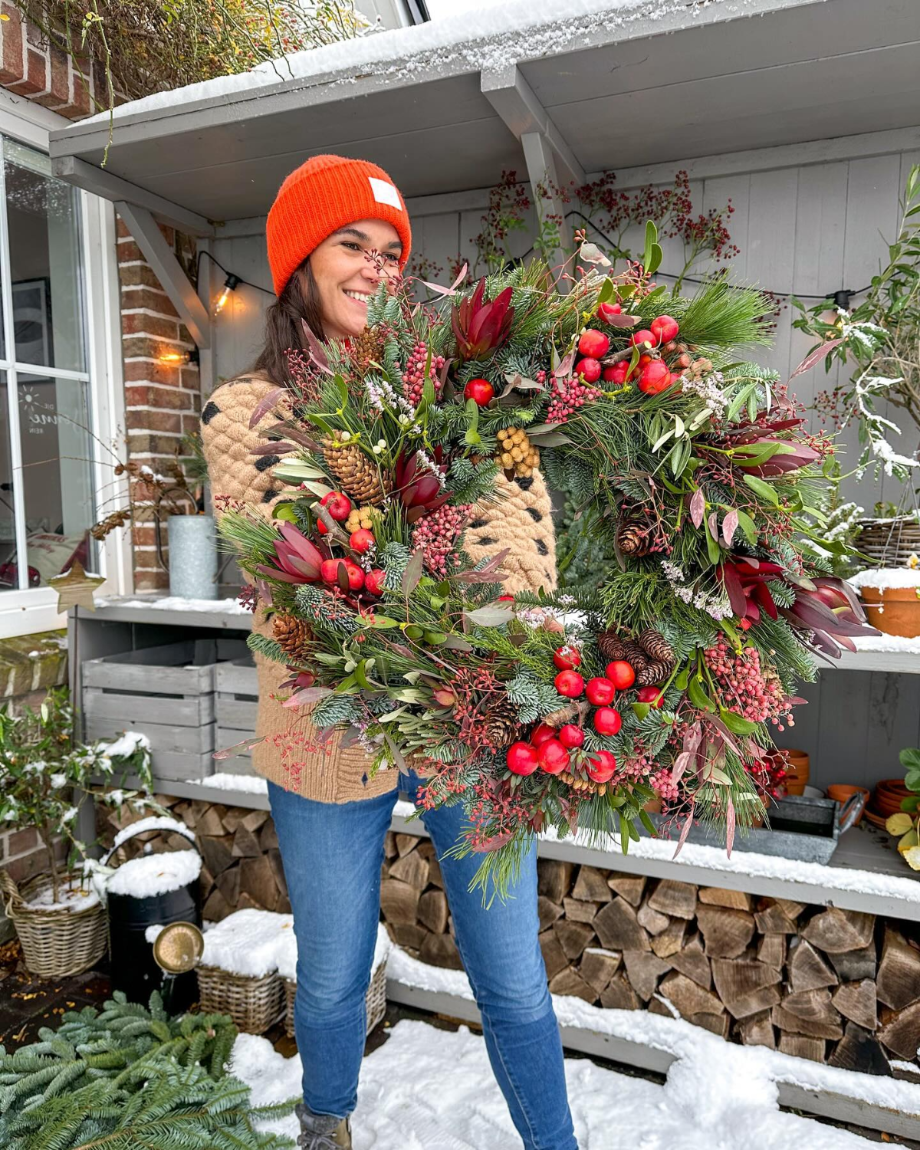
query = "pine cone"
(272, 614, 311, 659)
(350, 325, 388, 373)
(616, 518, 652, 557)
(621, 639, 649, 672)
(486, 696, 521, 747)
(638, 628, 675, 666)
(637, 660, 671, 687)
(322, 431, 393, 506)
(597, 629, 626, 660)
(496, 427, 540, 478)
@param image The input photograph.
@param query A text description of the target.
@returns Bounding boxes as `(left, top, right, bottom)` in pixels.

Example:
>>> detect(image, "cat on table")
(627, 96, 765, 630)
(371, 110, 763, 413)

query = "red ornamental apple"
(553, 645, 581, 671)
(342, 560, 365, 591)
(537, 738, 570, 775)
(558, 724, 585, 749)
(597, 302, 622, 322)
(320, 558, 344, 584)
(554, 670, 585, 698)
(507, 741, 539, 776)
(586, 750, 617, 783)
(650, 315, 679, 344)
(530, 722, 557, 747)
(636, 685, 665, 708)
(586, 676, 616, 706)
(364, 568, 386, 596)
(349, 528, 375, 554)
(602, 362, 629, 385)
(575, 357, 602, 383)
(464, 378, 494, 406)
(578, 329, 610, 359)
(631, 329, 659, 349)
(605, 660, 636, 689)
(320, 491, 352, 522)
(593, 706, 622, 736)
(638, 361, 672, 395)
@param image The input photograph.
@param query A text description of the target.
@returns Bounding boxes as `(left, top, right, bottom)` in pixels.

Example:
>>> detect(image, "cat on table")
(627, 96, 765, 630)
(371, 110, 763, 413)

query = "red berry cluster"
(704, 636, 794, 729)
(411, 503, 471, 577)
(402, 341, 446, 407)
(546, 373, 602, 424)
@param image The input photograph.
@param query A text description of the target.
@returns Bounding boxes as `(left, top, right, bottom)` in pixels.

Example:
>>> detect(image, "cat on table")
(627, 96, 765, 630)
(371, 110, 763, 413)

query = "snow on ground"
(85, 0, 765, 123)
(387, 945, 920, 1122)
(232, 1017, 886, 1149)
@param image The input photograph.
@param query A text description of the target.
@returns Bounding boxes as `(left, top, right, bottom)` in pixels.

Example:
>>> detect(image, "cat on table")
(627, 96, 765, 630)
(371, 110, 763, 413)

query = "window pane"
(4, 140, 86, 373)
(16, 372, 96, 586)
(0, 370, 23, 589)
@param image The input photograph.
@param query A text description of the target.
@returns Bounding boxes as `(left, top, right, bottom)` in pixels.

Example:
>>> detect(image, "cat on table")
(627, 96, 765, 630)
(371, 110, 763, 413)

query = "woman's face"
(306, 218, 403, 340)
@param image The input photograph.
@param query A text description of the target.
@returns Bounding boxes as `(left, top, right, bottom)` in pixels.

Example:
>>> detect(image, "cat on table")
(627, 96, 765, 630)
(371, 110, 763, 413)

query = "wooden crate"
(82, 638, 247, 781)
(215, 657, 258, 777)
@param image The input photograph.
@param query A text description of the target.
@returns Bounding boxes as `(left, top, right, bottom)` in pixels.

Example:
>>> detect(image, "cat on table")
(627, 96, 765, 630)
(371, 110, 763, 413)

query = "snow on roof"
(84, 0, 758, 125)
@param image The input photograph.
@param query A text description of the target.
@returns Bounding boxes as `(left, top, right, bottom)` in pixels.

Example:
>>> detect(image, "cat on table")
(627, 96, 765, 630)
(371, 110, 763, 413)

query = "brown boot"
(295, 1102, 352, 1149)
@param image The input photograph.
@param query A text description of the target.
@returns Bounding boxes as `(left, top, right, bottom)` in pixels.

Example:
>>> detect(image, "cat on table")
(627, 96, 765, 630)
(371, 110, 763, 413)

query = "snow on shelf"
(184, 772, 269, 795)
(96, 595, 250, 615)
(233, 1010, 905, 1148)
(386, 944, 920, 1124)
(106, 850, 202, 898)
(85, 0, 764, 125)
(850, 633, 920, 655)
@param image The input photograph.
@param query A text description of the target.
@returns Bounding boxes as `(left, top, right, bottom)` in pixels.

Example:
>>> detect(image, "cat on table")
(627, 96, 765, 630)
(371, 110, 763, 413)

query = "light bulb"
(214, 274, 240, 317)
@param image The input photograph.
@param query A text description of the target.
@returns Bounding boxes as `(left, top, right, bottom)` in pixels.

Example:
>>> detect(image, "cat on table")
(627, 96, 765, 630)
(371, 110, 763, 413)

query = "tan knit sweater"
(201, 371, 557, 802)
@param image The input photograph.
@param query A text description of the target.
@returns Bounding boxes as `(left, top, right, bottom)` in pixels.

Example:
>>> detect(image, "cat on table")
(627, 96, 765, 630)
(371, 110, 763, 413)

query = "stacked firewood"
(380, 839, 920, 1073)
(99, 796, 291, 921)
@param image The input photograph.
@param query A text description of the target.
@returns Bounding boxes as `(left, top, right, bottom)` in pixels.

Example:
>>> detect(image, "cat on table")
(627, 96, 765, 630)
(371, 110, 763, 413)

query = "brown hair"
(253, 260, 326, 386)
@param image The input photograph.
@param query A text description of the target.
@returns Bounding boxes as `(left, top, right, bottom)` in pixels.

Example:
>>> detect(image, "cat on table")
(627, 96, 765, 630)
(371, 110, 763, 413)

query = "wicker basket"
(0, 869, 107, 980)
(196, 964, 285, 1034)
(283, 958, 387, 1040)
(855, 516, 920, 567)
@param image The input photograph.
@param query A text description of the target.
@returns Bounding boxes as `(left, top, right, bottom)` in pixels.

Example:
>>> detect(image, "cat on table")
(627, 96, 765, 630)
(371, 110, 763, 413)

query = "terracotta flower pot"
(826, 785, 870, 826)
(780, 749, 810, 796)
(859, 586, 920, 638)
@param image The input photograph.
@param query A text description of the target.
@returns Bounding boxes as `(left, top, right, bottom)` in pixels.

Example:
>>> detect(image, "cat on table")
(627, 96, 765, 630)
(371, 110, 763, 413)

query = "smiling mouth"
(344, 290, 371, 304)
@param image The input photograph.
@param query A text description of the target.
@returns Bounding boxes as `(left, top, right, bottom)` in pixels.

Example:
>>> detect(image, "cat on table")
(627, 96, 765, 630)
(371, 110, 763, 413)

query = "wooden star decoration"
(49, 560, 105, 613)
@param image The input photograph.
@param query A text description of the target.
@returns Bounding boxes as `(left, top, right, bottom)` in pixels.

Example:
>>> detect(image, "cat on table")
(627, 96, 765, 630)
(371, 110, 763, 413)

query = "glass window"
(0, 134, 96, 593)
(4, 139, 86, 374)
(16, 372, 95, 586)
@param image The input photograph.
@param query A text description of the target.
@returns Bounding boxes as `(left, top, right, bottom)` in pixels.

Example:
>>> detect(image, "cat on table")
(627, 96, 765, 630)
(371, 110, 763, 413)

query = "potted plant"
(0, 688, 158, 978)
(885, 747, 920, 871)
(849, 555, 920, 639)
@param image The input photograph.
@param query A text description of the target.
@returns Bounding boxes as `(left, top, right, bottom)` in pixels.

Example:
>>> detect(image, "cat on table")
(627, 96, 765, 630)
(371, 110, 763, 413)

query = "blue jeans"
(268, 772, 577, 1150)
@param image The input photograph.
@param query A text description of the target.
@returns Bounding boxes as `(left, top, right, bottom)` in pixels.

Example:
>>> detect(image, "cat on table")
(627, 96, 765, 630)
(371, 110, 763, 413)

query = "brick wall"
(0, 4, 103, 116)
(117, 216, 200, 591)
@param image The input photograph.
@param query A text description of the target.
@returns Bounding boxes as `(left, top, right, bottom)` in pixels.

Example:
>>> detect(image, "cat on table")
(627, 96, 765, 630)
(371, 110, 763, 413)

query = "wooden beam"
(51, 155, 215, 238)
(521, 130, 573, 282)
(481, 64, 585, 188)
(115, 201, 212, 350)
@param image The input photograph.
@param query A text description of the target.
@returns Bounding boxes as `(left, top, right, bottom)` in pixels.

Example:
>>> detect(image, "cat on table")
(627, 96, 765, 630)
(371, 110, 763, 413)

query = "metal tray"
(643, 792, 866, 865)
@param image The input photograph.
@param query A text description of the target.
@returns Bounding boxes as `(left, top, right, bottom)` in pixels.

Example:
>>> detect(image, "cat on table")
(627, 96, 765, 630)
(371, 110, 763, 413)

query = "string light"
(213, 273, 241, 317)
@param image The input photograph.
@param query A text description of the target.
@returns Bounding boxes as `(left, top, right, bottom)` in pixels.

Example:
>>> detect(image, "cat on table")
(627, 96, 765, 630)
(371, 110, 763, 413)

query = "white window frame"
(0, 91, 130, 638)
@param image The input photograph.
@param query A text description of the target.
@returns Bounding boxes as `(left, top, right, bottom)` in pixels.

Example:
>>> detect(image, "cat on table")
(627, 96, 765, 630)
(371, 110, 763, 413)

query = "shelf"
(78, 596, 252, 631)
(155, 774, 920, 923)
(827, 644, 920, 674)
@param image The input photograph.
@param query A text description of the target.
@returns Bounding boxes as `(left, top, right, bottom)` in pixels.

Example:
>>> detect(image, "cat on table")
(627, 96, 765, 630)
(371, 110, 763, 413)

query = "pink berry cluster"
(704, 636, 794, 729)
(546, 372, 602, 424)
(411, 503, 471, 577)
(402, 341, 446, 406)
(649, 767, 680, 804)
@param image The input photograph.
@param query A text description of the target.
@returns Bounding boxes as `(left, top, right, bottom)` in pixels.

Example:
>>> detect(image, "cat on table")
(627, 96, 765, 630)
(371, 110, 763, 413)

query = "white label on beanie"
(369, 177, 402, 210)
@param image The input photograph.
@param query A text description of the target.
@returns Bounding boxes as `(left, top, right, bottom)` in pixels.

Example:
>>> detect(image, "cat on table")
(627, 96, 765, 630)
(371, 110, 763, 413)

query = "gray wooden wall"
(205, 125, 920, 791)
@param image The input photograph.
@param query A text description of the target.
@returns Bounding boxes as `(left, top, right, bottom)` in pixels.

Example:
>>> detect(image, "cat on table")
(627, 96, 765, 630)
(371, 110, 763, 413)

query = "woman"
(201, 154, 576, 1150)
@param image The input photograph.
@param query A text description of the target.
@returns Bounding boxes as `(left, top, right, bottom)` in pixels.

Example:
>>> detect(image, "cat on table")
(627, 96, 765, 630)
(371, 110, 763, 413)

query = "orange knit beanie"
(266, 154, 412, 296)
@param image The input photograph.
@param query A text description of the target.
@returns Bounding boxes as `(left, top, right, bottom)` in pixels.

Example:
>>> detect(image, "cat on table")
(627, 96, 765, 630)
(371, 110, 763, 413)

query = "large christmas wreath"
(218, 226, 874, 896)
